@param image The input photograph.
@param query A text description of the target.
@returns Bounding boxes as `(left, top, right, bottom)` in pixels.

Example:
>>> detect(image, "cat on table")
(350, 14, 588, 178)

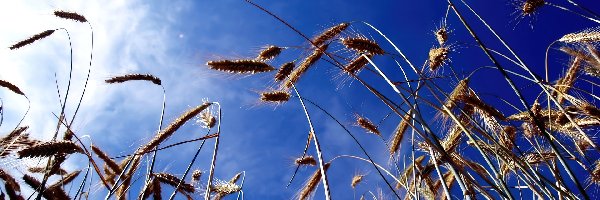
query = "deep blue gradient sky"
(1, 0, 600, 199)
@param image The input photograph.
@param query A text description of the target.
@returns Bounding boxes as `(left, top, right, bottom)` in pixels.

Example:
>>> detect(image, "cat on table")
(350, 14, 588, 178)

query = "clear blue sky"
(1, 0, 599, 199)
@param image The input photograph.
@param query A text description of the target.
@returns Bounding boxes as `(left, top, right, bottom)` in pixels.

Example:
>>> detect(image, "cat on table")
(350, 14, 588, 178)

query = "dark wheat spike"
(356, 115, 380, 135)
(105, 74, 162, 85)
(313, 23, 349, 46)
(207, 59, 275, 74)
(522, 0, 545, 16)
(91, 145, 121, 173)
(54, 10, 87, 22)
(299, 163, 331, 200)
(17, 141, 82, 158)
(345, 54, 372, 74)
(140, 102, 211, 153)
(260, 90, 290, 102)
(0, 80, 25, 96)
(22, 174, 69, 200)
(153, 172, 195, 194)
(28, 167, 67, 176)
(0, 169, 24, 200)
(274, 62, 295, 81)
(9, 30, 55, 50)
(295, 155, 317, 166)
(152, 178, 162, 200)
(341, 37, 385, 55)
(256, 45, 283, 61)
(283, 44, 329, 89)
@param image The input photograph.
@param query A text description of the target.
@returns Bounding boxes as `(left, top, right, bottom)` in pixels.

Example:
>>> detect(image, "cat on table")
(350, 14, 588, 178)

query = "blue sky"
(1, 0, 600, 199)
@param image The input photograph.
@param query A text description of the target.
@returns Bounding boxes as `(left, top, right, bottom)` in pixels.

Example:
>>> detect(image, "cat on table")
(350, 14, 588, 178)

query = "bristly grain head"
(0, 80, 25, 96)
(140, 102, 211, 153)
(444, 79, 470, 110)
(313, 23, 349, 46)
(105, 73, 162, 85)
(389, 113, 410, 155)
(559, 29, 600, 44)
(341, 37, 385, 55)
(197, 108, 216, 129)
(207, 59, 275, 74)
(192, 169, 202, 182)
(275, 62, 295, 81)
(17, 140, 82, 158)
(9, 29, 55, 50)
(344, 54, 372, 75)
(355, 114, 380, 136)
(435, 26, 448, 46)
(153, 172, 195, 193)
(351, 174, 364, 189)
(428, 47, 449, 71)
(0, 169, 23, 200)
(522, 0, 545, 16)
(283, 44, 329, 89)
(298, 163, 331, 200)
(295, 155, 317, 166)
(54, 10, 87, 22)
(260, 90, 290, 103)
(256, 45, 283, 61)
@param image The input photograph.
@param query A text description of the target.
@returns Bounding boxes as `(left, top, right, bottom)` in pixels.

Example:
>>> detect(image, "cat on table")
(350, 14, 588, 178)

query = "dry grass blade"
(256, 45, 283, 61)
(54, 10, 87, 22)
(17, 141, 82, 158)
(9, 29, 55, 50)
(207, 59, 275, 74)
(341, 37, 385, 55)
(313, 23, 349, 46)
(0, 80, 25, 96)
(49, 170, 81, 188)
(298, 163, 331, 200)
(105, 74, 162, 85)
(260, 90, 290, 102)
(283, 44, 329, 89)
(140, 102, 211, 153)
(275, 62, 295, 81)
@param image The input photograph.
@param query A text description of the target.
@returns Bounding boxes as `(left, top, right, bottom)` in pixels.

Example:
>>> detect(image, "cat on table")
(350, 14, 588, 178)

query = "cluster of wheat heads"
(201, 0, 600, 199)
(1, 10, 243, 200)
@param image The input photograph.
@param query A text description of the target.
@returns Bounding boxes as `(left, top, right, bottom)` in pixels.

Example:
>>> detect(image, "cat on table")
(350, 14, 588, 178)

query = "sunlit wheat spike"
(444, 79, 470, 110)
(351, 174, 364, 189)
(523, 152, 556, 165)
(28, 167, 67, 176)
(522, 121, 540, 138)
(580, 102, 600, 119)
(228, 172, 243, 184)
(198, 109, 216, 128)
(22, 174, 69, 200)
(0, 169, 24, 200)
(341, 37, 385, 55)
(211, 180, 241, 200)
(256, 45, 283, 61)
(344, 54, 372, 74)
(54, 10, 87, 23)
(0, 80, 25, 96)
(389, 113, 409, 155)
(554, 56, 582, 104)
(356, 115, 380, 136)
(299, 163, 331, 200)
(207, 59, 275, 74)
(274, 62, 295, 81)
(283, 44, 329, 89)
(428, 47, 449, 71)
(192, 169, 202, 182)
(91, 145, 121, 174)
(522, 0, 545, 16)
(153, 172, 195, 193)
(436, 26, 448, 46)
(105, 73, 162, 85)
(9, 29, 55, 50)
(559, 31, 600, 44)
(295, 155, 317, 166)
(140, 102, 211, 153)
(313, 22, 349, 46)
(260, 90, 290, 102)
(17, 141, 82, 158)
(584, 66, 600, 77)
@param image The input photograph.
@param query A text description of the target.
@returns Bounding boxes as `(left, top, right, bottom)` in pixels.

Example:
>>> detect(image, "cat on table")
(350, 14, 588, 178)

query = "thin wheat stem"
(545, 2, 600, 24)
(204, 102, 222, 200)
